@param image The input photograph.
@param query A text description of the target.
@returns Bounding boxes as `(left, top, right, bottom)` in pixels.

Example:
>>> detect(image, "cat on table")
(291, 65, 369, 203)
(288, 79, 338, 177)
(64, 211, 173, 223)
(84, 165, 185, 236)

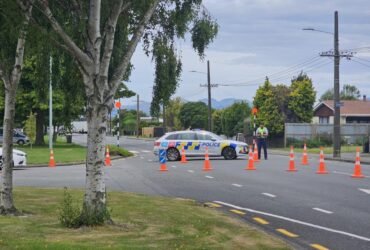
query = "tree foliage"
(288, 73, 316, 123)
(221, 101, 250, 137)
(165, 97, 184, 130)
(319, 84, 361, 101)
(179, 101, 208, 129)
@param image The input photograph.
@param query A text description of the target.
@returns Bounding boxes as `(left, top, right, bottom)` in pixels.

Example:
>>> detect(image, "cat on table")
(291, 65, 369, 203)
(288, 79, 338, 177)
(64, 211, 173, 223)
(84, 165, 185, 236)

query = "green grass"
(273, 145, 360, 154)
(13, 136, 132, 165)
(0, 187, 291, 250)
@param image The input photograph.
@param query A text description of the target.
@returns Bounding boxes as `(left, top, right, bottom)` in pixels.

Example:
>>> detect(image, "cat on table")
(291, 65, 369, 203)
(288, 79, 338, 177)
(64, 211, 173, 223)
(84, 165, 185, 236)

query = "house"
(313, 96, 370, 124)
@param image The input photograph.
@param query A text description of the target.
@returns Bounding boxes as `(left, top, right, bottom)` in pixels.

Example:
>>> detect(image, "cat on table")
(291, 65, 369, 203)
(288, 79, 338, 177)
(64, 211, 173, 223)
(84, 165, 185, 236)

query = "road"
(12, 134, 370, 249)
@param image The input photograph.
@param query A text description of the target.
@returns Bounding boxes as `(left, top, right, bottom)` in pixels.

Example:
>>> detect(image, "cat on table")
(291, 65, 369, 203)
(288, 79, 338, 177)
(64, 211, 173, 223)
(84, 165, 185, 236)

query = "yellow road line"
(253, 217, 269, 225)
(204, 202, 221, 208)
(310, 244, 329, 250)
(276, 228, 299, 238)
(230, 209, 246, 215)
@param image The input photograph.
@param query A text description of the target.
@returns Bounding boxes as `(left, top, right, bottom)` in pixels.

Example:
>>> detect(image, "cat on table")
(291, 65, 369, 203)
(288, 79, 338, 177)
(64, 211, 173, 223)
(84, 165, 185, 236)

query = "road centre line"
(313, 208, 333, 214)
(276, 228, 299, 238)
(232, 184, 243, 188)
(310, 244, 329, 250)
(214, 201, 370, 242)
(205, 176, 214, 179)
(262, 193, 276, 198)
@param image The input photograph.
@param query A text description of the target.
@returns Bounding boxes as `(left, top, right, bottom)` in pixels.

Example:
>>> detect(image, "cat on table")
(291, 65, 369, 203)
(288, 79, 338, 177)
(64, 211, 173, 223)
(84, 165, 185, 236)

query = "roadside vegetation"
(0, 187, 291, 250)
(13, 137, 132, 165)
(273, 145, 359, 154)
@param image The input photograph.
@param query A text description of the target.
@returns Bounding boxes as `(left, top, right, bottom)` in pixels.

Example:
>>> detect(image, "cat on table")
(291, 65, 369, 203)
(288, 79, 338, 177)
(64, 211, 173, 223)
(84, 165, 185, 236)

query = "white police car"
(154, 130, 248, 161)
(0, 148, 27, 170)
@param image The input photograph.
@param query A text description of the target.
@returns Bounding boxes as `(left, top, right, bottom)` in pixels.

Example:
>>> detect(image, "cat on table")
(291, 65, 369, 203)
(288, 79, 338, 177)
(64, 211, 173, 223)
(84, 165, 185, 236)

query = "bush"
(58, 187, 81, 228)
(109, 144, 133, 157)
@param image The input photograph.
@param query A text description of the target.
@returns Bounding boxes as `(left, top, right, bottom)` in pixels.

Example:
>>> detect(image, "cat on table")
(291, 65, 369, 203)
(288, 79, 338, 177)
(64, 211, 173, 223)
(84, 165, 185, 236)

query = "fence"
(284, 123, 370, 149)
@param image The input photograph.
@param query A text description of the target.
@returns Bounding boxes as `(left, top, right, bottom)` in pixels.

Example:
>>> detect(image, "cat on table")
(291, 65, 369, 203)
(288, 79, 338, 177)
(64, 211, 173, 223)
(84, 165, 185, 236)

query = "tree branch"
(110, 0, 159, 90)
(99, 1, 129, 81)
(36, 0, 92, 66)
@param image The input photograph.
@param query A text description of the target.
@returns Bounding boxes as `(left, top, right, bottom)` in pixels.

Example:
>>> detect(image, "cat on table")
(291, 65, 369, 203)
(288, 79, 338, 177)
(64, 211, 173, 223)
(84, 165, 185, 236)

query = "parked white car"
(0, 148, 27, 170)
(154, 130, 249, 161)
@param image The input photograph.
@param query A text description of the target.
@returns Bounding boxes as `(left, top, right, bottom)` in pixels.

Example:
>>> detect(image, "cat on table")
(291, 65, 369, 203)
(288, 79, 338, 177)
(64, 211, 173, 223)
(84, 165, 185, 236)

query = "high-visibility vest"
(256, 127, 268, 138)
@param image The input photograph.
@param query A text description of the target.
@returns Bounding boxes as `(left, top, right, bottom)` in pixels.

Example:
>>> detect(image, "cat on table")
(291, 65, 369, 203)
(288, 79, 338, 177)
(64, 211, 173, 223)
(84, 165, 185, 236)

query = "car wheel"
(17, 140, 25, 145)
(166, 147, 180, 161)
(222, 146, 236, 160)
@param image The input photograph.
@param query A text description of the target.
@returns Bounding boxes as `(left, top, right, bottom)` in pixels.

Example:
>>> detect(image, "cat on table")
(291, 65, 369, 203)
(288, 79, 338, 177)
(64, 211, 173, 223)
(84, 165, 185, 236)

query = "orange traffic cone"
(203, 147, 212, 171)
(49, 149, 56, 167)
(180, 147, 188, 163)
(316, 147, 328, 174)
(245, 146, 256, 170)
(253, 142, 260, 163)
(159, 162, 168, 171)
(352, 147, 364, 178)
(301, 143, 309, 165)
(105, 145, 112, 166)
(287, 146, 297, 172)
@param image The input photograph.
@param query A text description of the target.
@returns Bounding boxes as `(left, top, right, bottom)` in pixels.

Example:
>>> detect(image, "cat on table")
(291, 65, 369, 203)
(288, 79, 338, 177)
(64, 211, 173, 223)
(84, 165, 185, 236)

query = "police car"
(153, 130, 248, 161)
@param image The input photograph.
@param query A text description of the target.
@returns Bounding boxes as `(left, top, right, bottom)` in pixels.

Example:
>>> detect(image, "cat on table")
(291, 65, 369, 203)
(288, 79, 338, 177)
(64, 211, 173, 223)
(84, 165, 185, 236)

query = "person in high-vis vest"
(256, 123, 268, 160)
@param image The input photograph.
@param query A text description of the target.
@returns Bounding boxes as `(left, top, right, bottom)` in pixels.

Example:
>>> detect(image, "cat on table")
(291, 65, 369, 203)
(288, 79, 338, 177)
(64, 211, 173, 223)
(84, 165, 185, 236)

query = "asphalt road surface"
(10, 135, 370, 249)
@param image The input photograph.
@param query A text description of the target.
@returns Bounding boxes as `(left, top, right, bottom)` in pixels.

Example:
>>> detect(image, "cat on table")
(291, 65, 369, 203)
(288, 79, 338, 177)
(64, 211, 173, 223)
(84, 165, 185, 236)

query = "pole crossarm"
(320, 50, 355, 59)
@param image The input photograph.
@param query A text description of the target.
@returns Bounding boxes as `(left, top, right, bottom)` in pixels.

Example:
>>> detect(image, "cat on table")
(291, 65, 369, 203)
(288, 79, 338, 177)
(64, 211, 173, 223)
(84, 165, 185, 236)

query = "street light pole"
(49, 56, 53, 150)
(333, 11, 341, 158)
(207, 60, 212, 132)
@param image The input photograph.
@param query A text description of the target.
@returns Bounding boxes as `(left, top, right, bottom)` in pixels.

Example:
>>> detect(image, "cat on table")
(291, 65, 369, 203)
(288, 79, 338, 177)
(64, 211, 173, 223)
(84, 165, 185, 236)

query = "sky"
(124, 0, 370, 107)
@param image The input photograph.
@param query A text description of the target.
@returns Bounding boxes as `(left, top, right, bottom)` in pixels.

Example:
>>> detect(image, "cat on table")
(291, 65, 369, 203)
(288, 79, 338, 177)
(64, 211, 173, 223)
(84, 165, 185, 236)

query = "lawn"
(13, 136, 132, 165)
(273, 145, 360, 154)
(0, 187, 291, 250)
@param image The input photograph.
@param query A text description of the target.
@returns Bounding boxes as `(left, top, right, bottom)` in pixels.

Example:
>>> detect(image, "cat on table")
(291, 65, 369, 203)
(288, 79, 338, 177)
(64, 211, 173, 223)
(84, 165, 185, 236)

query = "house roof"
(314, 100, 370, 116)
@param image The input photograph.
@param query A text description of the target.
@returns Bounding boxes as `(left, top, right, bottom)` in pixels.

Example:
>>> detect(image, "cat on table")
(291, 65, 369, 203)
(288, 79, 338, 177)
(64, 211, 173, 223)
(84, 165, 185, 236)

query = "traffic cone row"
(49, 149, 56, 167)
(245, 146, 256, 170)
(181, 147, 188, 163)
(352, 147, 364, 178)
(316, 147, 328, 174)
(105, 145, 112, 166)
(301, 143, 309, 165)
(203, 147, 212, 171)
(287, 146, 297, 172)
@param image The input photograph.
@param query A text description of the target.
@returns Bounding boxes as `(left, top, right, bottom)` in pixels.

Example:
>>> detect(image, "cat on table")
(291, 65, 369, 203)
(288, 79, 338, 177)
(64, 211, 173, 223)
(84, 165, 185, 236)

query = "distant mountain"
(199, 98, 250, 109)
(111, 101, 151, 116)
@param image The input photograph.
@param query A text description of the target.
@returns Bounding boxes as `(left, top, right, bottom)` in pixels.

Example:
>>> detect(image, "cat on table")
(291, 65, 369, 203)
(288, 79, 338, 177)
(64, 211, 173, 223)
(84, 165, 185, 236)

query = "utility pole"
(136, 94, 140, 138)
(207, 60, 212, 131)
(319, 11, 353, 158)
(333, 11, 340, 158)
(49, 56, 53, 150)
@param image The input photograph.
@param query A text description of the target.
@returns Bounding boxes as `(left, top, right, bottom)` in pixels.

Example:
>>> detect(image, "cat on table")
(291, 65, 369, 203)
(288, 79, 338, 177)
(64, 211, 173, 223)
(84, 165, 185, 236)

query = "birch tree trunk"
(36, 0, 159, 223)
(0, 1, 33, 214)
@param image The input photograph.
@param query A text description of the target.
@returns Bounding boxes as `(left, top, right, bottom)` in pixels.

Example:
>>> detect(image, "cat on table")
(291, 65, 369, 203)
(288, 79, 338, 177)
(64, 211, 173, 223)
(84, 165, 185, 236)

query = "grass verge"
(14, 137, 132, 165)
(0, 187, 292, 250)
(272, 145, 360, 154)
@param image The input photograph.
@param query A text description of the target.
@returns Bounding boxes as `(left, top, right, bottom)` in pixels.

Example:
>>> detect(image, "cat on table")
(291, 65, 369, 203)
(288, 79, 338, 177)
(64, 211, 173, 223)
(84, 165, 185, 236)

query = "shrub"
(58, 187, 81, 228)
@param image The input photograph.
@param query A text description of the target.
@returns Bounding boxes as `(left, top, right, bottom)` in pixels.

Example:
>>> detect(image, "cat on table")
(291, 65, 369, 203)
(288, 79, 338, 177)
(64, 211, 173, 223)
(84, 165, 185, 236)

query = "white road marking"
(147, 159, 153, 162)
(359, 188, 370, 195)
(262, 193, 276, 198)
(313, 208, 333, 214)
(333, 171, 370, 178)
(205, 176, 214, 179)
(171, 165, 177, 168)
(232, 184, 243, 188)
(129, 150, 139, 154)
(141, 150, 151, 153)
(140, 156, 144, 159)
(214, 201, 370, 242)
(188, 170, 194, 173)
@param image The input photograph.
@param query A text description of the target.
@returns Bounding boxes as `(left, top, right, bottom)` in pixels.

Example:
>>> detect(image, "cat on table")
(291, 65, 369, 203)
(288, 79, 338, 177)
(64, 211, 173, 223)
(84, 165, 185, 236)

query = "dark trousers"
(257, 138, 267, 160)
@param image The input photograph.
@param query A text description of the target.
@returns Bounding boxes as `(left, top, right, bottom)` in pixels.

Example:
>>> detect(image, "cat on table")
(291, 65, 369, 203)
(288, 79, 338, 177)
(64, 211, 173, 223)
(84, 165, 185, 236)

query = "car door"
(196, 132, 220, 156)
(175, 132, 198, 156)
